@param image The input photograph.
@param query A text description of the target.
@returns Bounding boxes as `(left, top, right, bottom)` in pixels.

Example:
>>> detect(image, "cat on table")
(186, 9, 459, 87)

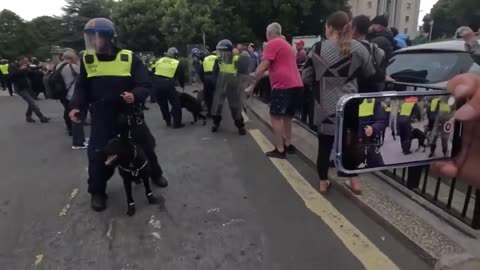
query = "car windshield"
(386, 52, 474, 84)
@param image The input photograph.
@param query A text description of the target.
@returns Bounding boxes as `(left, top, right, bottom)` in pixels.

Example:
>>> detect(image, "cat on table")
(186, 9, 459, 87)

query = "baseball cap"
(295, 40, 305, 46)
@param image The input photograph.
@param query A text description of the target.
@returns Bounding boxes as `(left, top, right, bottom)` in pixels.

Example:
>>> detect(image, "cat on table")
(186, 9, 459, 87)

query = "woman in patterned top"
(302, 11, 376, 194)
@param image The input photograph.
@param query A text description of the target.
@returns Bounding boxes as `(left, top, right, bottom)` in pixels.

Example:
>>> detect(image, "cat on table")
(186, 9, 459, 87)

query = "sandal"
(319, 180, 331, 195)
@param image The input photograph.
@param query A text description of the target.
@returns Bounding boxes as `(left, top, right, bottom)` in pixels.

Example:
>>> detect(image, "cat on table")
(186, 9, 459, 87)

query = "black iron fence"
(255, 80, 480, 229)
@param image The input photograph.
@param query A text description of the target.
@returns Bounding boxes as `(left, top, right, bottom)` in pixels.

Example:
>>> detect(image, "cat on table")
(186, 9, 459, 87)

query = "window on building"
(405, 16, 409, 22)
(407, 3, 412, 9)
(404, 28, 409, 34)
(367, 1, 372, 8)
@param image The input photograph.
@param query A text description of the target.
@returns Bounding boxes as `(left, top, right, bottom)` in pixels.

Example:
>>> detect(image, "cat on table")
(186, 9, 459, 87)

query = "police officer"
(69, 18, 168, 212)
(358, 98, 386, 168)
(0, 59, 13, 96)
(397, 97, 421, 155)
(429, 96, 453, 158)
(152, 47, 185, 128)
(200, 52, 217, 117)
(211, 39, 251, 135)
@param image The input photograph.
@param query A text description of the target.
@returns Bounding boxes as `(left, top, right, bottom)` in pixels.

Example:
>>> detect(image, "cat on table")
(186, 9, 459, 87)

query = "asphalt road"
(0, 91, 430, 270)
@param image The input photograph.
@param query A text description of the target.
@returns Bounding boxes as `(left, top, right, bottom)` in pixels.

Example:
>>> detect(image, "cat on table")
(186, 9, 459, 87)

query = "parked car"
(386, 39, 480, 89)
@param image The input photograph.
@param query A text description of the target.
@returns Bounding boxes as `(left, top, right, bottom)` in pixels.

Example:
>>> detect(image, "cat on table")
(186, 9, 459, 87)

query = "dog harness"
(118, 144, 148, 177)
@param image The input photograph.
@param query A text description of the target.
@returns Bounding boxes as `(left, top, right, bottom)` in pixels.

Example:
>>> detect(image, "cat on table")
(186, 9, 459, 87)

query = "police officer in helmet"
(69, 18, 168, 212)
(211, 39, 250, 135)
(152, 47, 185, 128)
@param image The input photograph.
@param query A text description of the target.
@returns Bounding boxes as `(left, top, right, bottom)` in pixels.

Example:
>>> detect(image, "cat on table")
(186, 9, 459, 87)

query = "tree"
(113, 0, 168, 54)
(62, 0, 116, 51)
(427, 0, 480, 40)
(0, 9, 38, 59)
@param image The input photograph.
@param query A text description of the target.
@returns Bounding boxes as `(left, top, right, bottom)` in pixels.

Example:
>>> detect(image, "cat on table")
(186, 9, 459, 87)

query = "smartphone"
(335, 91, 462, 174)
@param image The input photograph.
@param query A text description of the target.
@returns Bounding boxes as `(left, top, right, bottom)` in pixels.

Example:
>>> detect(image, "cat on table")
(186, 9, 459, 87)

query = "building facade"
(348, 0, 421, 36)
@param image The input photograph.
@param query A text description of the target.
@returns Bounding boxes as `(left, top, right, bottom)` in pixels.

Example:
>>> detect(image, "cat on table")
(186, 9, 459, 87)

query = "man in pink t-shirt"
(252, 22, 304, 159)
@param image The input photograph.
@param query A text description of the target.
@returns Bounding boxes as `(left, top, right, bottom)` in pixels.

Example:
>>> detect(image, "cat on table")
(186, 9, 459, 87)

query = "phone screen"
(338, 93, 461, 172)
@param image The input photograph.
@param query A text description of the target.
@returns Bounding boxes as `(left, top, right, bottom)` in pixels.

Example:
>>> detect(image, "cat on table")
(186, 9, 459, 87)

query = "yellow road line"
(248, 129, 399, 270)
(59, 188, 79, 217)
(33, 254, 43, 267)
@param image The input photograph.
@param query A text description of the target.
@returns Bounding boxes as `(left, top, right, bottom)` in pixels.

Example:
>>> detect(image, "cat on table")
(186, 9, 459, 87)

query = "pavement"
(377, 122, 453, 167)
(0, 90, 432, 270)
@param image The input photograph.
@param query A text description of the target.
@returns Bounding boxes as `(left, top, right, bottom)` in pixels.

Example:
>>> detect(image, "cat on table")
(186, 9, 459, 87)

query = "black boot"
(26, 117, 36, 123)
(238, 127, 247, 136)
(211, 125, 219, 133)
(90, 193, 107, 212)
(152, 176, 168, 188)
(40, 117, 50, 123)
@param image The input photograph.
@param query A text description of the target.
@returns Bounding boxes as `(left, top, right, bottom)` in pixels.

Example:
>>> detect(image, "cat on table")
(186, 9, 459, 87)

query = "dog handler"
(69, 18, 168, 212)
(152, 47, 186, 128)
(357, 98, 386, 169)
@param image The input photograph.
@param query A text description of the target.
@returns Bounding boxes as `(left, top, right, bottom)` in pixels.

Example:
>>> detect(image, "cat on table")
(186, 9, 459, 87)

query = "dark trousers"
(1, 77, 12, 95)
(59, 97, 72, 131)
(16, 90, 44, 119)
(397, 118, 412, 154)
(300, 87, 315, 129)
(87, 142, 163, 194)
(317, 134, 357, 180)
(203, 74, 215, 115)
(59, 97, 86, 146)
(155, 80, 182, 126)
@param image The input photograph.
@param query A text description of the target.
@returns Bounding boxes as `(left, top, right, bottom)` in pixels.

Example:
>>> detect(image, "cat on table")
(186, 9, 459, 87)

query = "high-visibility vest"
(0, 64, 9, 75)
(203, 55, 217, 72)
(400, 102, 415, 116)
(218, 55, 239, 74)
(359, 98, 375, 117)
(385, 105, 392, 112)
(154, 57, 180, 78)
(439, 102, 451, 112)
(430, 98, 440, 112)
(83, 49, 132, 78)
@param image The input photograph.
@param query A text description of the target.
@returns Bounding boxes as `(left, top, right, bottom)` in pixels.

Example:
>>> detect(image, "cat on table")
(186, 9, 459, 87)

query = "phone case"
(335, 90, 453, 174)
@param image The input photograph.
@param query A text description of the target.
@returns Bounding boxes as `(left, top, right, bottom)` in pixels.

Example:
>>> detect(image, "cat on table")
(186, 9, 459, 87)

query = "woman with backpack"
(302, 11, 377, 195)
(56, 50, 87, 150)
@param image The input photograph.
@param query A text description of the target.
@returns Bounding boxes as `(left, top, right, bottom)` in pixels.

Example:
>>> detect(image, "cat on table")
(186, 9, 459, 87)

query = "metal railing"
(254, 80, 480, 229)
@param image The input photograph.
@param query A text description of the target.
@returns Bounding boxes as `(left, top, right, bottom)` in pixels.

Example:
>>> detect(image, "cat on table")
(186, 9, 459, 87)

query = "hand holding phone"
(335, 91, 462, 174)
(432, 74, 480, 188)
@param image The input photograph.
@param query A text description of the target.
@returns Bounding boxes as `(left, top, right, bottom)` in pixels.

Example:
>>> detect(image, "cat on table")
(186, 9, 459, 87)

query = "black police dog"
(103, 136, 158, 216)
(412, 128, 428, 152)
(179, 92, 207, 126)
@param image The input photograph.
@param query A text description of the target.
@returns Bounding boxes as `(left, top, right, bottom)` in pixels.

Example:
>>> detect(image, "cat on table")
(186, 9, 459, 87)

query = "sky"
(2, 0, 438, 24)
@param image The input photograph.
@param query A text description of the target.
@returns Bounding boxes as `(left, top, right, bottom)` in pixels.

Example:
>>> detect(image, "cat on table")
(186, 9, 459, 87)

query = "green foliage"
(1, 0, 349, 59)
(427, 0, 480, 39)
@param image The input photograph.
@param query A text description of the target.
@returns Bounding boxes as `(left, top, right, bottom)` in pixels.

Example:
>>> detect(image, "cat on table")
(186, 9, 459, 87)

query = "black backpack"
(47, 63, 77, 99)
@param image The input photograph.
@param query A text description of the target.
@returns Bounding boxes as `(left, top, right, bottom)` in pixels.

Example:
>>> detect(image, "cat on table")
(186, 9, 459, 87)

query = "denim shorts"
(269, 87, 302, 117)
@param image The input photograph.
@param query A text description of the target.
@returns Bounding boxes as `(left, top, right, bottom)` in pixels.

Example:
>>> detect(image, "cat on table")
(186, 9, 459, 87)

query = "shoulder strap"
(54, 63, 69, 72)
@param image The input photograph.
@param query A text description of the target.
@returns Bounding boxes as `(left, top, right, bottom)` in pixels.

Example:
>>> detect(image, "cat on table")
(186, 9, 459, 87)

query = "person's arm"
(70, 62, 88, 110)
(175, 62, 186, 89)
(129, 55, 151, 104)
(371, 101, 386, 136)
(413, 104, 422, 122)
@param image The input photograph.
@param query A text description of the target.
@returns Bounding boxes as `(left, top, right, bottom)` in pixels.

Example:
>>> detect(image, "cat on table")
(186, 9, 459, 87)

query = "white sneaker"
(72, 143, 88, 150)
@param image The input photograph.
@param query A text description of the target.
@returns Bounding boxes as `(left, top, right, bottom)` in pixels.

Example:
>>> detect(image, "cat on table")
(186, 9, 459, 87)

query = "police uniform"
(382, 101, 392, 142)
(201, 54, 217, 116)
(71, 48, 165, 197)
(152, 51, 185, 127)
(0, 61, 13, 96)
(429, 99, 452, 157)
(397, 98, 421, 154)
(358, 98, 386, 168)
